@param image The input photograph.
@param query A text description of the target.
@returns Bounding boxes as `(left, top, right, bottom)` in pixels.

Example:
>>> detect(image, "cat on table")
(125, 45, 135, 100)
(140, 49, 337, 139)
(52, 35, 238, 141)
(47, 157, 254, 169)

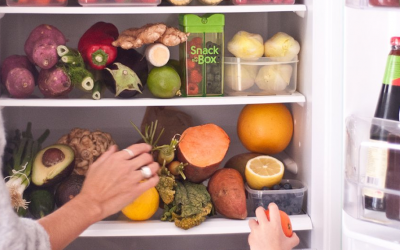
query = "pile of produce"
(3, 123, 116, 219)
(3, 103, 303, 233)
(131, 118, 240, 229)
(0, 21, 187, 100)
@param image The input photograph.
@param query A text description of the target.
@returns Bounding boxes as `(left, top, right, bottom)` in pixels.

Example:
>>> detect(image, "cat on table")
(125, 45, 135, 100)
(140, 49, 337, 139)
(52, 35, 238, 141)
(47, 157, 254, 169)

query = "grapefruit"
(237, 103, 293, 154)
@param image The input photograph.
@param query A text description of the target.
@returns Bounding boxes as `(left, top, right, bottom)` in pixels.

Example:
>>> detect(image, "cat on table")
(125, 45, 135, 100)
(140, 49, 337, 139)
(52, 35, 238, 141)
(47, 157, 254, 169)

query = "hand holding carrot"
(248, 203, 300, 250)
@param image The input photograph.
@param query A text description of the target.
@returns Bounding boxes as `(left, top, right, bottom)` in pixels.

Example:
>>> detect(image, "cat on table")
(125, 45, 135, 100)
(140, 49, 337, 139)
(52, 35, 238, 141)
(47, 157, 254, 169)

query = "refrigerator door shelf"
(345, 115, 400, 230)
(343, 211, 400, 250)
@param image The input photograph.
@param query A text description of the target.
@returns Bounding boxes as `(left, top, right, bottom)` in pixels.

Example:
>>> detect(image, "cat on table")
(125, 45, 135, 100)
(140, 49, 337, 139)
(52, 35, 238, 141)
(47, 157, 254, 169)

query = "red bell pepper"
(78, 22, 119, 70)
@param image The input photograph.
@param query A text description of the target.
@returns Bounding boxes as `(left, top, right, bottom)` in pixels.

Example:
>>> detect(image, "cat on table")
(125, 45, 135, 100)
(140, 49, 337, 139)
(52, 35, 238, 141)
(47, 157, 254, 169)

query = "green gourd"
(29, 189, 55, 219)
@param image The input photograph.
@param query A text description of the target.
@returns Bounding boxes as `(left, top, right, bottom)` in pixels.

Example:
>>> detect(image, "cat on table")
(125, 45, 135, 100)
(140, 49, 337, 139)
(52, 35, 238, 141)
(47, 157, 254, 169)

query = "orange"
(237, 103, 293, 154)
(265, 209, 293, 237)
(121, 187, 159, 221)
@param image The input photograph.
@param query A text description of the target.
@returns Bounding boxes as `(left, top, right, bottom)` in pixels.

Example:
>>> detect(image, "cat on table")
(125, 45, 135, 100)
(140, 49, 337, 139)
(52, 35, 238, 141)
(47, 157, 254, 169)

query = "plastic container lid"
(179, 14, 225, 33)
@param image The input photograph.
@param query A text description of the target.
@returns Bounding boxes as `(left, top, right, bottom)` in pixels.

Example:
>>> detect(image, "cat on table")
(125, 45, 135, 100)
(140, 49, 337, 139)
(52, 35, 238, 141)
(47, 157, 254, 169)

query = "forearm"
(38, 194, 102, 250)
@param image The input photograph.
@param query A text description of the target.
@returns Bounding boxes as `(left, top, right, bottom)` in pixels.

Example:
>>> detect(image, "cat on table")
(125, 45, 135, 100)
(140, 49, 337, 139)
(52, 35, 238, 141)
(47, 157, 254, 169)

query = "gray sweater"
(0, 112, 51, 250)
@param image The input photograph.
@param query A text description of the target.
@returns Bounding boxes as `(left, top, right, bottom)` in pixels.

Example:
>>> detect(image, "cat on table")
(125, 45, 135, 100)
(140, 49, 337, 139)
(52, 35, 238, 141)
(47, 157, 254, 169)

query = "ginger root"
(112, 23, 189, 49)
(156, 26, 189, 47)
(57, 128, 116, 175)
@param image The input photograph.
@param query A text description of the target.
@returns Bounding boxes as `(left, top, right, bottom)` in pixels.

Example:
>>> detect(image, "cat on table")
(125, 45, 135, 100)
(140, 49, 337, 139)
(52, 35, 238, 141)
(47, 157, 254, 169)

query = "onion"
(227, 31, 264, 60)
(255, 64, 293, 92)
(264, 32, 300, 62)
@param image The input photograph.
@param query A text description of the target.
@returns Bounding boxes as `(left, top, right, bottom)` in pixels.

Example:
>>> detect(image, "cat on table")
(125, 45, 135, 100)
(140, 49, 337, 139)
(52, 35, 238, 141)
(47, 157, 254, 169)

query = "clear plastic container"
(7, 0, 67, 6)
(198, 0, 223, 5)
(78, 0, 160, 6)
(245, 179, 306, 215)
(232, 0, 294, 5)
(345, 115, 400, 229)
(224, 56, 298, 96)
(346, 0, 400, 8)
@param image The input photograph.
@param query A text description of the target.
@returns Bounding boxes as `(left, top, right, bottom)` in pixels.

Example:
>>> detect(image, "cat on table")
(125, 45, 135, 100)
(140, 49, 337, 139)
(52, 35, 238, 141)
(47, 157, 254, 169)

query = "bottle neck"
(389, 45, 400, 56)
(383, 52, 400, 85)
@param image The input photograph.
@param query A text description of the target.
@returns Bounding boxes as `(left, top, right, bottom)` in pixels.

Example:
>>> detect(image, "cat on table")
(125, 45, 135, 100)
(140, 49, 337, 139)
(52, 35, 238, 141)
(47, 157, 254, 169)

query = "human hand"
(248, 203, 300, 250)
(76, 143, 160, 221)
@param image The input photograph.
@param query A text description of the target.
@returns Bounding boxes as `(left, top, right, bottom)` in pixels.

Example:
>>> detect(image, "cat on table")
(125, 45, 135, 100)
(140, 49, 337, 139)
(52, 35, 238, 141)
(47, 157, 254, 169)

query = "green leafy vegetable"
(161, 180, 213, 230)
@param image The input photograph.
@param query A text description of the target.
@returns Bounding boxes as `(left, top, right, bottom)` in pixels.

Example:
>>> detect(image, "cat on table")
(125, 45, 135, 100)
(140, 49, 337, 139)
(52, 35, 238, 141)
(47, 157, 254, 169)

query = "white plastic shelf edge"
(80, 214, 312, 237)
(0, 4, 306, 14)
(0, 92, 306, 107)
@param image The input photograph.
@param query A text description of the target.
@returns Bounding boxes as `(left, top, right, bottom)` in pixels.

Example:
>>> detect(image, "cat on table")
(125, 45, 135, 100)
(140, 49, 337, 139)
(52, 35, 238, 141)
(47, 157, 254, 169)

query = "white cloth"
(0, 112, 51, 250)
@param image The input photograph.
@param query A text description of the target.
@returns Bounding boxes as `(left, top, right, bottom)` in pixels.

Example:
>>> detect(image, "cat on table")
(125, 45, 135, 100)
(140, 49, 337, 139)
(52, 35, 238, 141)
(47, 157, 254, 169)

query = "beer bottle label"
(383, 55, 400, 86)
(363, 139, 388, 199)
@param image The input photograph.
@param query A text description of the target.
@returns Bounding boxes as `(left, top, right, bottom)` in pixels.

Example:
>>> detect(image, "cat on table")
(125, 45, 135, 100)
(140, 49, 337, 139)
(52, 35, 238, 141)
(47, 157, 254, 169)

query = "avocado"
(223, 152, 263, 182)
(55, 174, 84, 207)
(32, 144, 75, 187)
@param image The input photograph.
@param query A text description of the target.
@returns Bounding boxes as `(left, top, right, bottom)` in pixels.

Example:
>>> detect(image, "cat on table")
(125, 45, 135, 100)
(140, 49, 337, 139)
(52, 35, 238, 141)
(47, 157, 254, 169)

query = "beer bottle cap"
(390, 37, 400, 46)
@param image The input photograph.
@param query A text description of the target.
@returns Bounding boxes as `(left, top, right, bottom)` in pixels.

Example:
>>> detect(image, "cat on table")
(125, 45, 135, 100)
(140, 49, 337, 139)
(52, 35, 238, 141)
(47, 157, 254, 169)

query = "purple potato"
(24, 24, 66, 69)
(38, 67, 73, 98)
(1, 55, 38, 98)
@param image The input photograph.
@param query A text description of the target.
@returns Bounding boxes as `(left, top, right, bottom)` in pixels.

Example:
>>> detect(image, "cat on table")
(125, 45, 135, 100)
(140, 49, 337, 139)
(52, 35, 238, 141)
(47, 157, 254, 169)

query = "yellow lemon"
(122, 187, 159, 221)
(245, 155, 284, 190)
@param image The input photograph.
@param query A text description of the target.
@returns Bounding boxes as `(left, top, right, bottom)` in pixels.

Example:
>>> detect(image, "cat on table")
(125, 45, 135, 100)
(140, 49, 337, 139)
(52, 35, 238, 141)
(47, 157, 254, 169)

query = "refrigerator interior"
(0, 1, 344, 249)
(343, 6, 400, 250)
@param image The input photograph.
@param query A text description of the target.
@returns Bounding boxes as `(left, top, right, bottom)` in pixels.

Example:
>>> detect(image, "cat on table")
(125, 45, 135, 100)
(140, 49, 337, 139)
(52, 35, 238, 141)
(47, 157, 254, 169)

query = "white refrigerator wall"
(0, 1, 345, 249)
(343, 7, 400, 250)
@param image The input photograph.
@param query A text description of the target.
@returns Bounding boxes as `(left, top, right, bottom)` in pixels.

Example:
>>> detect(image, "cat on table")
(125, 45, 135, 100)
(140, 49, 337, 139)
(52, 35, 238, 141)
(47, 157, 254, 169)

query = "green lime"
(147, 65, 181, 99)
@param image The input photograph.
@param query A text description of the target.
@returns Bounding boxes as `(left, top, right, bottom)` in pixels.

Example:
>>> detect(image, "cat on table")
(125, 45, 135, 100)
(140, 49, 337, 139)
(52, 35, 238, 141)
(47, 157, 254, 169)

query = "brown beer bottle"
(365, 37, 400, 211)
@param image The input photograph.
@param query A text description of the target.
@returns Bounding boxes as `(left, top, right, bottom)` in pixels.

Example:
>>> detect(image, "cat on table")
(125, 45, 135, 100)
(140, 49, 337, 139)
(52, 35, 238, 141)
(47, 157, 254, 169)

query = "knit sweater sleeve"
(0, 166, 51, 250)
(0, 112, 51, 250)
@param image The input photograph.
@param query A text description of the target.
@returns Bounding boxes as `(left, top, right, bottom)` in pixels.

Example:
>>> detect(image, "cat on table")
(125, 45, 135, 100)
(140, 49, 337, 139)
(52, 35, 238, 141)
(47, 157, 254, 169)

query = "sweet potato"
(37, 67, 72, 98)
(1, 55, 38, 98)
(207, 168, 247, 219)
(177, 123, 230, 183)
(24, 24, 66, 69)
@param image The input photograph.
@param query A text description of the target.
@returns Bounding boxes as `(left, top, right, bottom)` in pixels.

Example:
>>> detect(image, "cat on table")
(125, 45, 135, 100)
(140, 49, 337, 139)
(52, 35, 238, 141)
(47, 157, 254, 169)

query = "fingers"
(255, 206, 268, 225)
(289, 232, 300, 248)
(267, 202, 281, 225)
(131, 162, 160, 183)
(135, 173, 160, 194)
(92, 144, 118, 166)
(248, 218, 259, 231)
(119, 143, 152, 160)
(127, 152, 154, 171)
